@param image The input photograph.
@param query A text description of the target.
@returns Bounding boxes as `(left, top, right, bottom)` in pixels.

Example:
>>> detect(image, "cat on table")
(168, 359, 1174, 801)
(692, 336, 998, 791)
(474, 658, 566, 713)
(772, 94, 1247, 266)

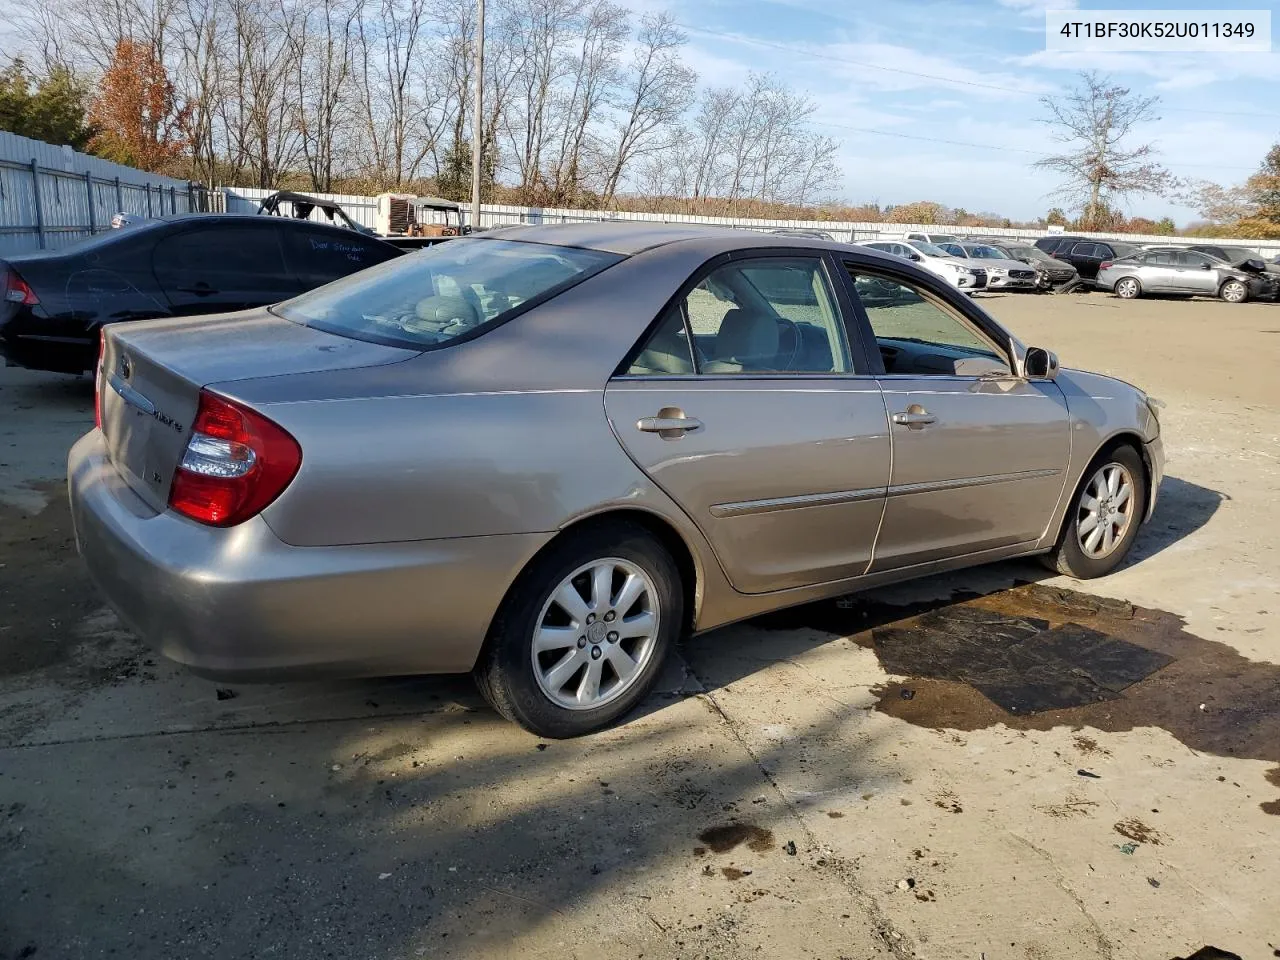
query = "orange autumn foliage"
(88, 39, 190, 172)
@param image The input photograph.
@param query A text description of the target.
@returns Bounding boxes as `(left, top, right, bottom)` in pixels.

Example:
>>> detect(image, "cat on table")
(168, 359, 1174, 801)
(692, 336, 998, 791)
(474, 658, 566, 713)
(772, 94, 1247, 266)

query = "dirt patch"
(1262, 768, 1280, 816)
(766, 582, 1280, 816)
(825, 811, 844, 819)
(0, 484, 101, 678)
(720, 866, 750, 881)
(1114, 817, 1163, 846)
(697, 823, 774, 854)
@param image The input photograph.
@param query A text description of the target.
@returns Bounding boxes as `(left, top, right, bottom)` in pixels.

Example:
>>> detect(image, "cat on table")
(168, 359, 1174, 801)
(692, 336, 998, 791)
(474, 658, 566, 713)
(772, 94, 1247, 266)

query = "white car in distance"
(860, 239, 987, 293)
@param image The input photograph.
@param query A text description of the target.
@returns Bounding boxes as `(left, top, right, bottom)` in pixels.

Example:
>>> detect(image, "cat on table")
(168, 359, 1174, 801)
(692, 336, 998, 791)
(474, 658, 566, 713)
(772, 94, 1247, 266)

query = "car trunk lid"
(99, 308, 417, 512)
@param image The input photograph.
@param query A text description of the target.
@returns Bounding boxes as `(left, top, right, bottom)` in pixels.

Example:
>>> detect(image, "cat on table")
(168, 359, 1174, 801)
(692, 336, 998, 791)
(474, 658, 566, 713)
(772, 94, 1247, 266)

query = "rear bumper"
(68, 430, 550, 680)
(0, 333, 95, 374)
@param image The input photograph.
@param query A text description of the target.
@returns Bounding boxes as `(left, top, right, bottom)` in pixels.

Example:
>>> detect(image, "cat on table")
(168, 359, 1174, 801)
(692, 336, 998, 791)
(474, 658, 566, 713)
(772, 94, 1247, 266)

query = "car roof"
(476, 221, 877, 256)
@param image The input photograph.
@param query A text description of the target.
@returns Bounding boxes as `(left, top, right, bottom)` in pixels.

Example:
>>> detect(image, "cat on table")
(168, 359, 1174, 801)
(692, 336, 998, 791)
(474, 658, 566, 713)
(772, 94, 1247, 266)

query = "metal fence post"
(115, 176, 123, 211)
(169, 185, 176, 214)
(30, 159, 46, 249)
(85, 170, 97, 233)
(146, 184, 153, 218)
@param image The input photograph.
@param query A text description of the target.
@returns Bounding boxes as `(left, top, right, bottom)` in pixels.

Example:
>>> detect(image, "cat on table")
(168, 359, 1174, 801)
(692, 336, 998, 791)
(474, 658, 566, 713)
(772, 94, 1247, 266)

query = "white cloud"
(997, 0, 1078, 12)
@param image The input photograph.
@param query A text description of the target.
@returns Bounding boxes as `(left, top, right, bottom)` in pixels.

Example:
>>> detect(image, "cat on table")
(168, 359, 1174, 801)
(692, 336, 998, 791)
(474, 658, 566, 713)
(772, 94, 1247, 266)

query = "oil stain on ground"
(697, 823, 774, 854)
(763, 582, 1280, 816)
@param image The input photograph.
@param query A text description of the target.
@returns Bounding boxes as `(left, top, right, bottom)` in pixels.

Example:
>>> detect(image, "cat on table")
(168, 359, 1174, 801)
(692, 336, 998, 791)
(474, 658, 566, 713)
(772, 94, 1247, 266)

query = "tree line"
(3, 0, 841, 211)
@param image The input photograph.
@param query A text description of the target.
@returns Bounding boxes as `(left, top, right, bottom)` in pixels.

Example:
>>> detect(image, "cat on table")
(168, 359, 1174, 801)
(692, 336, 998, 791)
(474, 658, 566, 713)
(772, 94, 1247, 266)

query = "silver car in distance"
(69, 224, 1164, 738)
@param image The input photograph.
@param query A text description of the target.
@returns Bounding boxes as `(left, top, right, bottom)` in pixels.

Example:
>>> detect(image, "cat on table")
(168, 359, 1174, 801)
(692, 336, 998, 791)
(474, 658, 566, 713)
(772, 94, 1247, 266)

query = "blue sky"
(658, 0, 1280, 222)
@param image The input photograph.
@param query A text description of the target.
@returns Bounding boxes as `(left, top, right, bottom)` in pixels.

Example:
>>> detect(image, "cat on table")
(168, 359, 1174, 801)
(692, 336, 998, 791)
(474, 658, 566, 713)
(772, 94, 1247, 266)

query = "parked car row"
(1, 215, 404, 374)
(860, 238, 1080, 294)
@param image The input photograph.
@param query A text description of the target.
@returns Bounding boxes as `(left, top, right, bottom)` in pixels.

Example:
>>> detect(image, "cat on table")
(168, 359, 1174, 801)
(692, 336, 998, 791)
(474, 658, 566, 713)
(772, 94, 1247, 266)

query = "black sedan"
(1, 214, 403, 374)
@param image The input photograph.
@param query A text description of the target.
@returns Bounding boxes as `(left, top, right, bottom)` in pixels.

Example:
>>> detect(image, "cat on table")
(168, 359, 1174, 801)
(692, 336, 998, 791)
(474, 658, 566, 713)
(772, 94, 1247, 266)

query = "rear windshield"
(277, 237, 622, 350)
(1109, 243, 1140, 259)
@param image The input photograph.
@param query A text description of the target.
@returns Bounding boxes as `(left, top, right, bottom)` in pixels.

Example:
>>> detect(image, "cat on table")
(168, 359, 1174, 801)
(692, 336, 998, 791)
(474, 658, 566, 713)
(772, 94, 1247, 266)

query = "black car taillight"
(3, 269, 39, 305)
(1099, 261, 1113, 271)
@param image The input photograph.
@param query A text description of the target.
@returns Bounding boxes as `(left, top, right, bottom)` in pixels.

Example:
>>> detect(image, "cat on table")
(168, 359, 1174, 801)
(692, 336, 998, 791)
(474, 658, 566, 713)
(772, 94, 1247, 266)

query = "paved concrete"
(1, 291, 1277, 960)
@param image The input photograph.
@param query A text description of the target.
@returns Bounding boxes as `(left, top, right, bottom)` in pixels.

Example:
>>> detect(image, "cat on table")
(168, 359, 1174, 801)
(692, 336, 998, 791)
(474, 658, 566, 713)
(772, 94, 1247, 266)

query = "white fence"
(0, 132, 204, 255)
(217, 185, 1280, 258)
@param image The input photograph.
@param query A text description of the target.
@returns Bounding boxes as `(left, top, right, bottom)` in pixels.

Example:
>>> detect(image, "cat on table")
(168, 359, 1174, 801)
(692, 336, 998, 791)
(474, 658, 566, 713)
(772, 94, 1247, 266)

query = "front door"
(1173, 251, 1222, 294)
(605, 254, 890, 594)
(838, 265, 1071, 571)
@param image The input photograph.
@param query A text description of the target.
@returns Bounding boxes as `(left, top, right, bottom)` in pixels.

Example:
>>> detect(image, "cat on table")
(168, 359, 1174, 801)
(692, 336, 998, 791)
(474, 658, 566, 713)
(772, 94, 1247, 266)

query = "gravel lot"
(1, 290, 1277, 960)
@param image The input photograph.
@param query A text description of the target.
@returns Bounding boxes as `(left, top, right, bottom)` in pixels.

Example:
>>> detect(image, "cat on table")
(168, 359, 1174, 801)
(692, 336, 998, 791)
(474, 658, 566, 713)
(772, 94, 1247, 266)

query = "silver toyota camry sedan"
(69, 223, 1164, 737)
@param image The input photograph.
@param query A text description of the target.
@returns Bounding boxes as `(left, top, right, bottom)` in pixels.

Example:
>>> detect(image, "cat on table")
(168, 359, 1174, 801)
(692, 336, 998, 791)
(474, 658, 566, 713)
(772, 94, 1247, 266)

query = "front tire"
(1220, 279, 1248, 303)
(1043, 445, 1147, 579)
(473, 522, 683, 738)
(1114, 277, 1141, 300)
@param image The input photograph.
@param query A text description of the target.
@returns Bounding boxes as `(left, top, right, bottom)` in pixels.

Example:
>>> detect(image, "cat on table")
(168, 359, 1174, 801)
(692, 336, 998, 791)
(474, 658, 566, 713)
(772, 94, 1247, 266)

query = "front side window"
(627, 257, 851, 375)
(844, 267, 1010, 377)
(277, 238, 621, 349)
(938, 243, 966, 257)
(1177, 252, 1214, 267)
(1070, 242, 1099, 257)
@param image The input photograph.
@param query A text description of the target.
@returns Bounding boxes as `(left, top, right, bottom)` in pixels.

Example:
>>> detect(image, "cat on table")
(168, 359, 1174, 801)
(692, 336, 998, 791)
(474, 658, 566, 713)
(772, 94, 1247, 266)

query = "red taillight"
(1099, 261, 1113, 271)
(168, 390, 301, 527)
(3, 270, 39, 305)
(93, 329, 106, 429)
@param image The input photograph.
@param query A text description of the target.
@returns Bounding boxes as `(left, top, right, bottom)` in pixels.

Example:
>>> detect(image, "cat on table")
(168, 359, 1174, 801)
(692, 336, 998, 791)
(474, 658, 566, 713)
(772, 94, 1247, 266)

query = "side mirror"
(1023, 347, 1059, 380)
(910, 252, 921, 261)
(1202, 263, 1212, 270)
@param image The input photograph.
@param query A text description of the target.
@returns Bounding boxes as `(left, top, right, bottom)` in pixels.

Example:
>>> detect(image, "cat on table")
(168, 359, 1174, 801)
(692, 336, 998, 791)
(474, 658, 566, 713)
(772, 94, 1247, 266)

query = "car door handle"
(637, 411, 702, 439)
(177, 283, 216, 296)
(892, 410, 937, 428)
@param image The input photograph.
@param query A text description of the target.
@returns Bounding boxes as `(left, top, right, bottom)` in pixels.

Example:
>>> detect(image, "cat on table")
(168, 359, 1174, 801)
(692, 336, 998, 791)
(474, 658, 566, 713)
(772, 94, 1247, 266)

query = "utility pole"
(470, 0, 485, 232)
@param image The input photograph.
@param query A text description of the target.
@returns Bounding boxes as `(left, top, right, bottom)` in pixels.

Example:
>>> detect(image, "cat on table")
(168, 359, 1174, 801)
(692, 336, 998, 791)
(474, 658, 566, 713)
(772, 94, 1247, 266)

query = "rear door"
(280, 225, 402, 292)
(1068, 242, 1105, 279)
(152, 221, 294, 314)
(1137, 251, 1178, 291)
(837, 261, 1070, 570)
(605, 252, 891, 594)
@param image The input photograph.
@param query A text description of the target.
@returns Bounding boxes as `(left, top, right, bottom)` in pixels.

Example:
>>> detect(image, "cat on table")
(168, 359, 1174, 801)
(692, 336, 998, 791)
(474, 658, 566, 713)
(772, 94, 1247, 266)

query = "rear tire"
(473, 522, 683, 738)
(1043, 445, 1147, 580)
(1219, 279, 1248, 303)
(1114, 277, 1141, 300)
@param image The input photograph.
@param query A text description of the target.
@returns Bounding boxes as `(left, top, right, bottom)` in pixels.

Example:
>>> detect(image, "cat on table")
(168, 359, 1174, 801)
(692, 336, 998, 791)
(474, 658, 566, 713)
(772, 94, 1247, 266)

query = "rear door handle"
(892, 409, 936, 428)
(177, 283, 216, 296)
(637, 409, 702, 439)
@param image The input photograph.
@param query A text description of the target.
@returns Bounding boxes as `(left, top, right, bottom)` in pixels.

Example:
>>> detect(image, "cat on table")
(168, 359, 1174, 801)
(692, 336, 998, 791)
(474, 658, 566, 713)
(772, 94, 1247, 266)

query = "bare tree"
(548, 0, 627, 202)
(1035, 71, 1171, 229)
(600, 12, 694, 206)
(290, 0, 361, 190)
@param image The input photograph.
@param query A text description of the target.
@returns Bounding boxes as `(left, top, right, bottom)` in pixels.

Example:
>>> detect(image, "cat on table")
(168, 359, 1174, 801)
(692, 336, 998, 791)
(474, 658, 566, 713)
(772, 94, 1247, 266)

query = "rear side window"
(1069, 242, 1099, 257)
(154, 225, 286, 279)
(282, 227, 400, 288)
(1145, 251, 1176, 265)
(626, 257, 851, 376)
(277, 238, 621, 350)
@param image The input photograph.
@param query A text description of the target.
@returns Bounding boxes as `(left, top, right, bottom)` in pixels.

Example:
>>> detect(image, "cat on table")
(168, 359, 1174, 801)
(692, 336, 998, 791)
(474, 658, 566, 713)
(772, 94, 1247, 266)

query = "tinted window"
(152, 224, 287, 288)
(908, 240, 949, 257)
(844, 268, 1008, 376)
(1069, 242, 1099, 258)
(279, 238, 620, 350)
(1144, 251, 1176, 265)
(1108, 243, 1139, 259)
(282, 227, 399, 287)
(630, 257, 851, 375)
(938, 243, 966, 257)
(1177, 252, 1214, 267)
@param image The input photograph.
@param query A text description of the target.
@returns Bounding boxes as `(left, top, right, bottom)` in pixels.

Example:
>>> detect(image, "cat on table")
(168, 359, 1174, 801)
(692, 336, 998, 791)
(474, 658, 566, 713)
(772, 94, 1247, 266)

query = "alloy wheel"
(1076, 462, 1136, 559)
(531, 558, 660, 710)
(1116, 278, 1139, 299)
(1222, 280, 1246, 303)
